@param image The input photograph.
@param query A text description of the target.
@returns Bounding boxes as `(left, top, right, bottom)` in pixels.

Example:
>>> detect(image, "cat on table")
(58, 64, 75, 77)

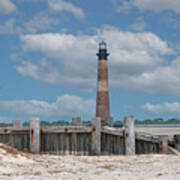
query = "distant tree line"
(0, 122, 13, 127)
(0, 118, 180, 128)
(114, 118, 180, 127)
(0, 120, 92, 127)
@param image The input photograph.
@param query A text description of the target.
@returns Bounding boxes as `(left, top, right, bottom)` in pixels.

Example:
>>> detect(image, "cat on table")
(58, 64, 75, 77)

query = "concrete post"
(30, 118, 40, 154)
(13, 120, 22, 129)
(174, 135, 180, 151)
(159, 135, 168, 154)
(72, 117, 81, 126)
(124, 116, 135, 155)
(92, 117, 101, 155)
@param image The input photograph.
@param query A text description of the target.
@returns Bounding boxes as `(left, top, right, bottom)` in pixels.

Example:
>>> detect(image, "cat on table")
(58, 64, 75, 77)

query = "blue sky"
(1, 0, 180, 122)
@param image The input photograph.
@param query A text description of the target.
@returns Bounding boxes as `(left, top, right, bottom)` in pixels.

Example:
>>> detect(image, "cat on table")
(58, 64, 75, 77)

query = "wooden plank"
(72, 133, 77, 155)
(60, 134, 64, 155)
(42, 126, 90, 130)
(0, 126, 91, 132)
(135, 132, 159, 143)
(174, 135, 180, 151)
(0, 132, 29, 135)
(0, 127, 29, 135)
(42, 127, 92, 134)
(68, 133, 72, 155)
(0, 127, 29, 131)
(101, 126, 124, 136)
(168, 146, 180, 156)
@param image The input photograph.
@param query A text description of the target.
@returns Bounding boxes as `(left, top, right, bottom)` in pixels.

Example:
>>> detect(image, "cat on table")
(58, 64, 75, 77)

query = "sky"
(1, 0, 180, 122)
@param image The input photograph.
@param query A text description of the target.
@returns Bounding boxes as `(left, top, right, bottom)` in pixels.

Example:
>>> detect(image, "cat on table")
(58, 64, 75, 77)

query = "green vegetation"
(40, 120, 70, 126)
(114, 118, 180, 127)
(135, 118, 180, 124)
(0, 120, 92, 127)
(1, 118, 180, 128)
(0, 123, 13, 127)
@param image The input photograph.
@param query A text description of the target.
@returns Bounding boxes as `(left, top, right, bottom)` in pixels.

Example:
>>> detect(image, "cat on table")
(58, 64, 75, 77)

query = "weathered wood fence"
(0, 116, 179, 155)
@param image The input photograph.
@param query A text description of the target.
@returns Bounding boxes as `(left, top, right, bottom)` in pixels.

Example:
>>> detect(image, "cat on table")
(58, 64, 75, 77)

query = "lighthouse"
(96, 41, 111, 126)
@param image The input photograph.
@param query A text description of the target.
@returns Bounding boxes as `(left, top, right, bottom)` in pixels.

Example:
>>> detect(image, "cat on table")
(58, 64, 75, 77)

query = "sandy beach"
(0, 143, 180, 180)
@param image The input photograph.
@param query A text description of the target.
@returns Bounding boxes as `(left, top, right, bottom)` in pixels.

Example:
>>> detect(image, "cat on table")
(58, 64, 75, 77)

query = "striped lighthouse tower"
(96, 41, 111, 126)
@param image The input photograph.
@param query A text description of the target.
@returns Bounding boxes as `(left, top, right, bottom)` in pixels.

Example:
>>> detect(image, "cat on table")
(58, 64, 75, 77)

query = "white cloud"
(15, 60, 60, 84)
(117, 57, 180, 96)
(20, 32, 98, 90)
(0, 14, 59, 35)
(129, 17, 146, 32)
(10, 53, 20, 62)
(0, 19, 21, 34)
(0, 95, 95, 120)
(0, 19, 15, 34)
(48, 0, 85, 19)
(143, 102, 180, 116)
(135, 0, 180, 13)
(24, 13, 59, 33)
(18, 28, 176, 95)
(0, 0, 17, 14)
(17, 0, 42, 2)
(116, 0, 180, 14)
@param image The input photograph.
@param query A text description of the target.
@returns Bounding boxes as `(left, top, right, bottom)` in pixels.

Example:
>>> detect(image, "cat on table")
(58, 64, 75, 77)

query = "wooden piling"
(92, 117, 101, 155)
(72, 133, 77, 155)
(30, 118, 40, 154)
(174, 135, 180, 151)
(72, 117, 82, 126)
(159, 135, 168, 154)
(13, 120, 22, 129)
(124, 116, 135, 155)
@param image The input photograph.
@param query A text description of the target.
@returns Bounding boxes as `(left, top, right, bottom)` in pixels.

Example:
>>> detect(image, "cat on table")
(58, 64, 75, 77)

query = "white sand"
(0, 144, 180, 180)
(136, 127, 180, 136)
